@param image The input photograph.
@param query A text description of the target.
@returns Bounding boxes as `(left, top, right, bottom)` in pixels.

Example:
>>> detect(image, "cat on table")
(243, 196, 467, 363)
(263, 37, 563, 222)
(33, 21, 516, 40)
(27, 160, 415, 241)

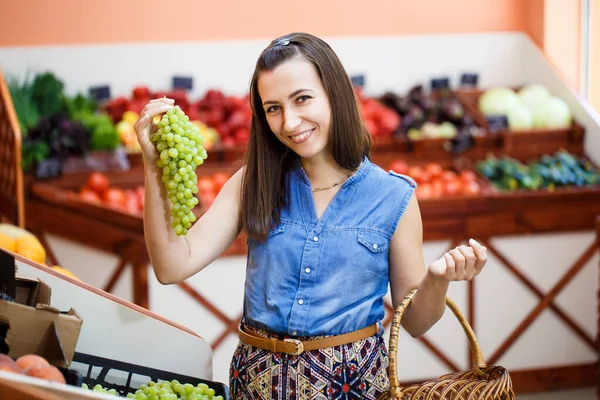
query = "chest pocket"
(358, 230, 391, 253)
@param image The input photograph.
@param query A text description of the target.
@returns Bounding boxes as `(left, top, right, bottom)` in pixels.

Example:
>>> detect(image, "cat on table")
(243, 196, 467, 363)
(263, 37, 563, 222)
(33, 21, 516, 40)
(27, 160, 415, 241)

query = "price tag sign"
(486, 115, 509, 133)
(172, 76, 194, 90)
(460, 73, 479, 87)
(89, 85, 111, 101)
(430, 77, 450, 90)
(350, 74, 365, 88)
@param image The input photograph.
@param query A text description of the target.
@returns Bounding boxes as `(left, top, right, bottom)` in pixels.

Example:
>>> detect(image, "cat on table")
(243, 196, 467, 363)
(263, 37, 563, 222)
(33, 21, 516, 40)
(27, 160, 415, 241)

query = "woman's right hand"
(133, 98, 175, 163)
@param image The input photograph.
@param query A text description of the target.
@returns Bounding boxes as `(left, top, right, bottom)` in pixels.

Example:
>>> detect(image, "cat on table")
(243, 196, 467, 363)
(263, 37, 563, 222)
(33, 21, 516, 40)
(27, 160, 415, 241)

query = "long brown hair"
(241, 32, 371, 241)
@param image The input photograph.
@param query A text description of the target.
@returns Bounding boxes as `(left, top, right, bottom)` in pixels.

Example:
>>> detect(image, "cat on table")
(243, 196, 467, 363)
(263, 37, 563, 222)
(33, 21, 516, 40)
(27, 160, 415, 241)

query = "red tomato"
(212, 173, 230, 194)
(197, 177, 216, 196)
(200, 192, 217, 209)
(388, 160, 408, 175)
(124, 190, 141, 214)
(431, 180, 444, 198)
(460, 170, 477, 182)
(463, 180, 481, 195)
(424, 163, 443, 179)
(86, 172, 110, 196)
(103, 188, 127, 208)
(444, 180, 462, 196)
(415, 183, 433, 200)
(79, 189, 101, 204)
(407, 166, 423, 183)
(441, 170, 458, 182)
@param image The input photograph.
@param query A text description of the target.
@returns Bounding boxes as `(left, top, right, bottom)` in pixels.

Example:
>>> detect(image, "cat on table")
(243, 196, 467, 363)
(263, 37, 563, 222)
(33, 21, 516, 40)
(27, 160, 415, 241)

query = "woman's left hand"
(428, 238, 487, 281)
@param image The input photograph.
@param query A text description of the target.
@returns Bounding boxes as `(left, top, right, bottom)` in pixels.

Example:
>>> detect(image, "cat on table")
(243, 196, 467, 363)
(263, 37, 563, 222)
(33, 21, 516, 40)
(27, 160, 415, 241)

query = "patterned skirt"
(229, 325, 390, 400)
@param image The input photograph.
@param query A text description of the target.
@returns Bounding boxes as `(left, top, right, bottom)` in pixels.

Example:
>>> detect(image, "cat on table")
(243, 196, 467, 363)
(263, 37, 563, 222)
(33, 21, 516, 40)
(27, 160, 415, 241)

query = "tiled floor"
(519, 388, 596, 399)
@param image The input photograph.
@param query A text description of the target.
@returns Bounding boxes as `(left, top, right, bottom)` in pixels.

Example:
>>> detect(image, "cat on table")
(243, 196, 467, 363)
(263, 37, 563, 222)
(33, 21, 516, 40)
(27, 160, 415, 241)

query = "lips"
(289, 128, 315, 144)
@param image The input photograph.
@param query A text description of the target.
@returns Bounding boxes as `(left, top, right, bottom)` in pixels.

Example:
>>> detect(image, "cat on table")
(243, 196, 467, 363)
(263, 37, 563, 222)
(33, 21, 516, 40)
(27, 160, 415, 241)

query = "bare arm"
(388, 194, 487, 338)
(136, 99, 243, 284)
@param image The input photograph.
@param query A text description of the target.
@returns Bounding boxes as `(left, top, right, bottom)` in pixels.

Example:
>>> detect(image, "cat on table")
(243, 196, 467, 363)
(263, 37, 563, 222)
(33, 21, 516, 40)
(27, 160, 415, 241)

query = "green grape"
(145, 386, 159, 395)
(214, 396, 224, 400)
(153, 105, 208, 236)
(175, 224, 183, 236)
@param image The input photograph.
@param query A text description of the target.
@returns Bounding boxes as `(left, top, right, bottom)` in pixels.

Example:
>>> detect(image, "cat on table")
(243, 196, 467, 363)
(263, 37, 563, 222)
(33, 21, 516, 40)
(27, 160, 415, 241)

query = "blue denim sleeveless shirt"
(243, 157, 416, 336)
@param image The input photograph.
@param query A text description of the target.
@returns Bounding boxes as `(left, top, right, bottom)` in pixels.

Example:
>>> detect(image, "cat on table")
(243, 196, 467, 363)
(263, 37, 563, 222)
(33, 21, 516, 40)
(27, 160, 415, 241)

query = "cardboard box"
(0, 249, 83, 368)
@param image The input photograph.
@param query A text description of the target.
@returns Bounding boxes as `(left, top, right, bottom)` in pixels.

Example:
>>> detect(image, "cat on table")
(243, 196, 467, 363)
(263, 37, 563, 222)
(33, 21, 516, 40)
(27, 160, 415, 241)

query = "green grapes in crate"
(125, 379, 224, 400)
(150, 106, 208, 236)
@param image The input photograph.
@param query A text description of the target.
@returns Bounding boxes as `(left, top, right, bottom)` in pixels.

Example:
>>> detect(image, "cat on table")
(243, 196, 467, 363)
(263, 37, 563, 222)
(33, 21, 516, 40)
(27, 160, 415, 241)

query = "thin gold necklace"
(311, 164, 361, 193)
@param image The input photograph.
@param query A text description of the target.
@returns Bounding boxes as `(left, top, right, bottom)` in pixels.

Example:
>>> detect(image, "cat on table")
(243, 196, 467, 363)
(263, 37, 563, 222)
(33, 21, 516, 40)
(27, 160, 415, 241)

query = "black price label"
(89, 85, 111, 101)
(350, 74, 365, 88)
(460, 73, 479, 86)
(430, 77, 450, 90)
(35, 158, 62, 180)
(172, 76, 194, 90)
(486, 115, 509, 133)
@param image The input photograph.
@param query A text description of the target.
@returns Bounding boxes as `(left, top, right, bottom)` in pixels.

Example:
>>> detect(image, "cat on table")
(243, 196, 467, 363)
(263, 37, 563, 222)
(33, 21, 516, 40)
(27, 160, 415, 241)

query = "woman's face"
(257, 57, 332, 160)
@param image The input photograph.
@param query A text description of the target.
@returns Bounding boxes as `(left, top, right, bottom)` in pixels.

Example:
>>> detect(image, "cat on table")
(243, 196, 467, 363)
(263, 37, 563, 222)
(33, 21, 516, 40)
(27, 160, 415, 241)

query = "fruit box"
(454, 88, 585, 159)
(0, 250, 83, 368)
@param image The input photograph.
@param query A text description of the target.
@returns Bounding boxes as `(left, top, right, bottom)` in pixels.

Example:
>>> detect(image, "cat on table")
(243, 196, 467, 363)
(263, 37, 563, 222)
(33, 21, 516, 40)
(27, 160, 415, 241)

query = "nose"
(282, 107, 302, 133)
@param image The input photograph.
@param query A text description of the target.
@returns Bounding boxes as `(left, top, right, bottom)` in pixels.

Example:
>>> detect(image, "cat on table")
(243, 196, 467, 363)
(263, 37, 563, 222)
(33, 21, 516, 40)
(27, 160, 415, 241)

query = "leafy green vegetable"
(31, 72, 65, 117)
(7, 74, 40, 133)
(75, 112, 119, 151)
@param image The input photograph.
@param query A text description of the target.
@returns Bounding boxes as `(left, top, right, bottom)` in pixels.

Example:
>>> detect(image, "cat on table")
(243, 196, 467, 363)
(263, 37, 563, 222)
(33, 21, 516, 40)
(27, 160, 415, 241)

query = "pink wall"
(1, 0, 527, 46)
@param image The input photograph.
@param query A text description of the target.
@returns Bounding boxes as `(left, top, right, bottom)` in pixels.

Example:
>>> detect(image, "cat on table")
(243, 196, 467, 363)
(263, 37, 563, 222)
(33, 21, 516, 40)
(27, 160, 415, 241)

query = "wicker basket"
(379, 289, 515, 400)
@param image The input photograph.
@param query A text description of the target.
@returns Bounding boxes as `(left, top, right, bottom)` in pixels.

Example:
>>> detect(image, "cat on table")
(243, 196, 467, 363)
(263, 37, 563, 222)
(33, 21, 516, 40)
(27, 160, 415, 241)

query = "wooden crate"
(454, 88, 585, 159)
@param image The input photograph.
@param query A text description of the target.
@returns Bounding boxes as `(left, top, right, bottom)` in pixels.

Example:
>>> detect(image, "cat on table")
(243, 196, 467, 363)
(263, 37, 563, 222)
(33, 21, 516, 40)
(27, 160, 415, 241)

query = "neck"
(300, 152, 352, 189)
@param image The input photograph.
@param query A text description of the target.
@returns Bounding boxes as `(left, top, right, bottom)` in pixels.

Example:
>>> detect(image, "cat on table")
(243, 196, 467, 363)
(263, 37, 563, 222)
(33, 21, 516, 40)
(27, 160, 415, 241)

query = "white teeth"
(290, 129, 313, 143)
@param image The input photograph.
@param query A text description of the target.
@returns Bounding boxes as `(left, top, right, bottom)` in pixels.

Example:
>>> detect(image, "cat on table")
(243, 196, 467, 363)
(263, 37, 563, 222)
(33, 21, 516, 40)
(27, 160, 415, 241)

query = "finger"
(135, 104, 173, 131)
(457, 245, 476, 279)
(450, 248, 465, 280)
(141, 101, 174, 116)
(444, 253, 455, 280)
(469, 238, 488, 274)
(150, 97, 175, 105)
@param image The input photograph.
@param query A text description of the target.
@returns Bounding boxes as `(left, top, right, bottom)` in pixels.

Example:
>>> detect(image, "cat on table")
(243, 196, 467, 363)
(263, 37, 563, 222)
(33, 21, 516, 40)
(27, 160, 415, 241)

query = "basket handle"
(387, 289, 487, 392)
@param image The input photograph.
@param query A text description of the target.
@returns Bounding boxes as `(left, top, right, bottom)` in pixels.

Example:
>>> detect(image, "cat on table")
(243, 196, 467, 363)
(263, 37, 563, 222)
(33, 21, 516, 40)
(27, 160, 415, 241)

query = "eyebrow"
(262, 89, 313, 106)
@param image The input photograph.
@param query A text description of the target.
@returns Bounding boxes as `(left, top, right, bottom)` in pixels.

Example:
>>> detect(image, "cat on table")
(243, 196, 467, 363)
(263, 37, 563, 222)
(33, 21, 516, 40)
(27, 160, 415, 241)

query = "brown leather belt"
(238, 323, 379, 355)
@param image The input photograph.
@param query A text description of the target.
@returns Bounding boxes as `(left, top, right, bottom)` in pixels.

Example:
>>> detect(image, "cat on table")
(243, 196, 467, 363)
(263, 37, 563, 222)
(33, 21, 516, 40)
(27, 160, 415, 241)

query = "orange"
(0, 232, 16, 252)
(51, 266, 80, 281)
(15, 236, 46, 264)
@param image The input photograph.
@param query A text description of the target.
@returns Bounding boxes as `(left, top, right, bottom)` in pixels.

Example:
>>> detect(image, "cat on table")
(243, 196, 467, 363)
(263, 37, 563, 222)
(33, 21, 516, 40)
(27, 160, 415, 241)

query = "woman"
(134, 32, 487, 400)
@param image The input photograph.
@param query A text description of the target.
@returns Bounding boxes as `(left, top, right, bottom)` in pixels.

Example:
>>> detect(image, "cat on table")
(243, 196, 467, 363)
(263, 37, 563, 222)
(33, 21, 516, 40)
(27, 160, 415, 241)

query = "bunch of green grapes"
(81, 383, 118, 396)
(150, 106, 208, 236)
(125, 380, 224, 400)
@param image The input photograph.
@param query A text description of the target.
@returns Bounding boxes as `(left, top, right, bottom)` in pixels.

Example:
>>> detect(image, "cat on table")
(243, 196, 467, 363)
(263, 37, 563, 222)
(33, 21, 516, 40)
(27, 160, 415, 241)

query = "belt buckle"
(283, 338, 304, 355)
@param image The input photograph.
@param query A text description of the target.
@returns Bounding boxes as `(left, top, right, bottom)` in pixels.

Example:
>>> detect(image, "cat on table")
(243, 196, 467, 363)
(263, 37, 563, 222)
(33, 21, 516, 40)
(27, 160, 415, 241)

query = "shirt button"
(298, 299, 304, 305)
(313, 236, 319, 242)
(305, 268, 311, 273)
(292, 331, 297, 336)
(373, 244, 378, 249)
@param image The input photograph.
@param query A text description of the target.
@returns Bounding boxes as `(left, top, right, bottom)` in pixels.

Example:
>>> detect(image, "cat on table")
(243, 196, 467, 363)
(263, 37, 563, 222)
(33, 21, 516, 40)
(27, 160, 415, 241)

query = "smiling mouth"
(289, 128, 315, 143)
